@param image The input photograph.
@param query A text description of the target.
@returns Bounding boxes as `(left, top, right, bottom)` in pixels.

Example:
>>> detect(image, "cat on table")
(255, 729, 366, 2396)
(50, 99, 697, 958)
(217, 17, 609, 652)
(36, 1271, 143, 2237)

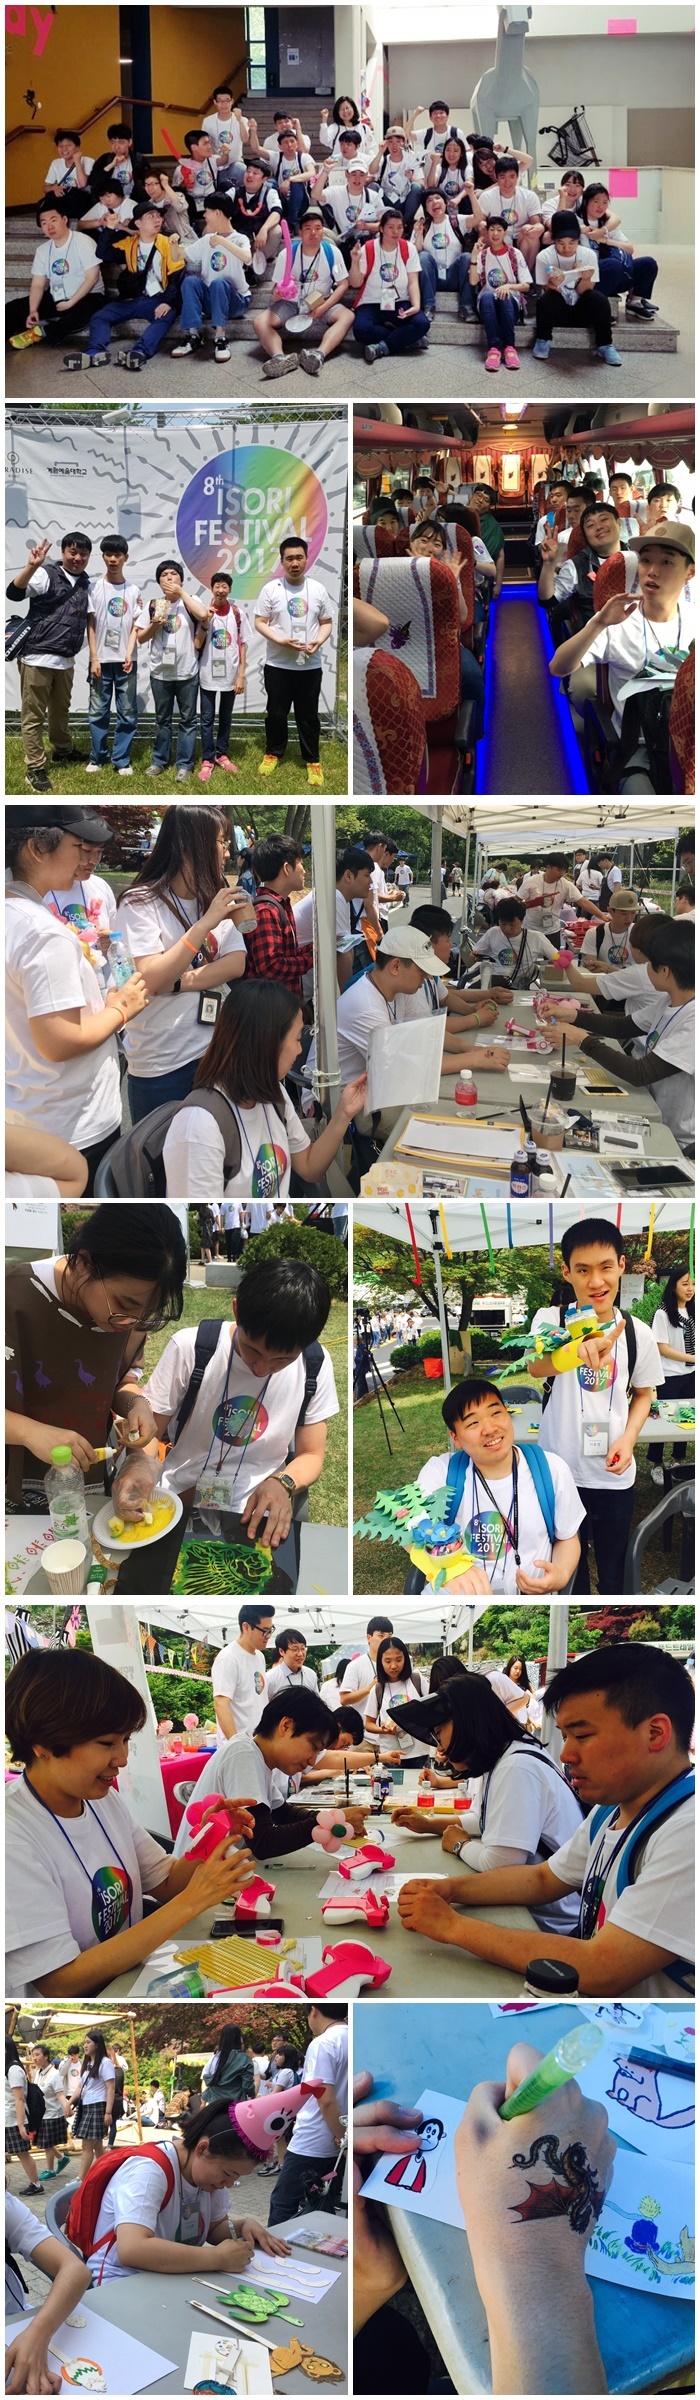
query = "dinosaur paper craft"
(499, 1302, 617, 1373)
(353, 1480, 477, 1592)
(587, 2150, 694, 2298)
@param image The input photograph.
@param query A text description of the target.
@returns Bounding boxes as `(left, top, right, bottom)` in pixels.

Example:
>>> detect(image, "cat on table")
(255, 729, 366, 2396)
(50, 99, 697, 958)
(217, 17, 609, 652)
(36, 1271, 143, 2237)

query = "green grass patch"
(353, 1361, 685, 1595)
(143, 1289, 346, 1527)
(5, 729, 348, 798)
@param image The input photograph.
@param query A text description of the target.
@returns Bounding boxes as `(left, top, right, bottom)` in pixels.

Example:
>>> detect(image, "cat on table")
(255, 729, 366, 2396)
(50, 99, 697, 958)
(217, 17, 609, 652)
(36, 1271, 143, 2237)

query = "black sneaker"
(51, 747, 87, 764)
(26, 766, 53, 792)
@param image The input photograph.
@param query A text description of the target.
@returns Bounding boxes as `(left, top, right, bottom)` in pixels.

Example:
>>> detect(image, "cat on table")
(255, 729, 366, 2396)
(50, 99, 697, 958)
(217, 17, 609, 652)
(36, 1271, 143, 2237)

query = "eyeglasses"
(94, 1265, 164, 1332)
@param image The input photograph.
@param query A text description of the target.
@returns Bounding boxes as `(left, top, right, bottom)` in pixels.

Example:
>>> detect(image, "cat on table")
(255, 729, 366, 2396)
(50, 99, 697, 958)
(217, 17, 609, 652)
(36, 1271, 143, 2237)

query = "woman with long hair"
(649, 1263, 695, 1475)
(77, 2095, 290, 2282)
(365, 1636, 430, 1764)
(73, 2030, 115, 2180)
(114, 804, 252, 1123)
(5, 2036, 39, 2195)
(202, 2021, 255, 2107)
(162, 979, 366, 1197)
(6, 1201, 187, 1512)
(392, 1672, 581, 1928)
(580, 181, 658, 317)
(429, 134, 471, 209)
(504, 1651, 543, 1731)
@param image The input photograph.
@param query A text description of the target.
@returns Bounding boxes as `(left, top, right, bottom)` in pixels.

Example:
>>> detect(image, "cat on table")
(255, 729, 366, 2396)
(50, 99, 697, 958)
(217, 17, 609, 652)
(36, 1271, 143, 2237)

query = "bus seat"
(353, 524, 399, 561)
(565, 522, 587, 558)
(669, 650, 695, 796)
(356, 553, 473, 792)
(593, 553, 627, 611)
(352, 647, 427, 796)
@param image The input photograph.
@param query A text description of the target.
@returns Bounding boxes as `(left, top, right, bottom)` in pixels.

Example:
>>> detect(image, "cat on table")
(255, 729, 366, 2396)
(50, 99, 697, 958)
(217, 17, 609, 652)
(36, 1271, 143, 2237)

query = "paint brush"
(190, 2302, 276, 2350)
(540, 1078, 553, 1128)
(627, 2048, 695, 2080)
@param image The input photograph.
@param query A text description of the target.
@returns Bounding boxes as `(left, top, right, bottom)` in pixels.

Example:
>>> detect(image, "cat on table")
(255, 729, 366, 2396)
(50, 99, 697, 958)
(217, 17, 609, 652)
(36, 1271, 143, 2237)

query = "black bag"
(617, 685, 676, 796)
(24, 2080, 46, 2133)
(5, 616, 33, 663)
(116, 241, 159, 301)
(103, 1087, 243, 1198)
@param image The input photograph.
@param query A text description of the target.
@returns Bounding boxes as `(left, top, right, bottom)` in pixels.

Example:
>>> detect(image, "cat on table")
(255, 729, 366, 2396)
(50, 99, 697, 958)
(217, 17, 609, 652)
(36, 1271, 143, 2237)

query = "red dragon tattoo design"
(509, 2135, 604, 2235)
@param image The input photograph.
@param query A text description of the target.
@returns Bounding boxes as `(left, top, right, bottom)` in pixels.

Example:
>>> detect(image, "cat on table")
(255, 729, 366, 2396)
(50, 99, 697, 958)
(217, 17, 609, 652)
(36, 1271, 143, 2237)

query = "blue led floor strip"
(475, 582, 590, 796)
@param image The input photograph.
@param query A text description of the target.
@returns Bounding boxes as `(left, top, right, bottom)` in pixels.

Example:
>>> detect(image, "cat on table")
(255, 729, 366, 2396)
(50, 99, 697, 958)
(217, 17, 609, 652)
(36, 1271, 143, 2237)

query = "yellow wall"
(6, 5, 247, 208)
(6, 6, 122, 207)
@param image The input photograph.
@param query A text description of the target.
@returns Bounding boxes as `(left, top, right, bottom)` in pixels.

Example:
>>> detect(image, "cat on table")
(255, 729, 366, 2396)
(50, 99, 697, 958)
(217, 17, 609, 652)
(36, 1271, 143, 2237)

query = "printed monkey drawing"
(607, 2055, 695, 2132)
(509, 2135, 604, 2235)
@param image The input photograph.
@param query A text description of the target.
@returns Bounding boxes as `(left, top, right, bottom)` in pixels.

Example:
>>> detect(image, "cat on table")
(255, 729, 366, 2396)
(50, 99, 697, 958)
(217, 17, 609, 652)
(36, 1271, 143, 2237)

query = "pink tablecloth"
(160, 1747, 213, 1837)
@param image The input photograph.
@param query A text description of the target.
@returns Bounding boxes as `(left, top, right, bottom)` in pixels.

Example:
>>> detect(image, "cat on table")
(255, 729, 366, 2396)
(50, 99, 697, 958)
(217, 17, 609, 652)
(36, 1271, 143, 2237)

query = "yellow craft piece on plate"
(108, 1497, 175, 1545)
(176, 1938, 280, 1988)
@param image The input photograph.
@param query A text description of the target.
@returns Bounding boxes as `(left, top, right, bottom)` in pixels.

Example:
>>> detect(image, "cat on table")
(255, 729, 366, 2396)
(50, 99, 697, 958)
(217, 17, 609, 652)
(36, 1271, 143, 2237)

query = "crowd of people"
(6, 97, 667, 379)
(353, 463, 695, 797)
(7, 528, 335, 792)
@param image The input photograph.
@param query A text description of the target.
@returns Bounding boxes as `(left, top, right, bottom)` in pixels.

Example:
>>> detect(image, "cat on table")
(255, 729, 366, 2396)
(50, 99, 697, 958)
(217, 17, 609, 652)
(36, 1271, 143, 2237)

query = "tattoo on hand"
(509, 2135, 604, 2235)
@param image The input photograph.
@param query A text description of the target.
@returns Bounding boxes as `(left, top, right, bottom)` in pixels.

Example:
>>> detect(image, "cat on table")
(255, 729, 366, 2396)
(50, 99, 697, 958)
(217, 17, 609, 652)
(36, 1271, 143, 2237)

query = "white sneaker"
(252, 250, 267, 278)
(650, 1466, 665, 1486)
(118, 765, 134, 776)
(214, 339, 231, 363)
(85, 761, 101, 772)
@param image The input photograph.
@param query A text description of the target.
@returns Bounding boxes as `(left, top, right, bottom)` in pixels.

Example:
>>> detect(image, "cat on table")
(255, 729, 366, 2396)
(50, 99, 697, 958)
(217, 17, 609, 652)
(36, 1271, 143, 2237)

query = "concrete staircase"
(7, 209, 680, 355)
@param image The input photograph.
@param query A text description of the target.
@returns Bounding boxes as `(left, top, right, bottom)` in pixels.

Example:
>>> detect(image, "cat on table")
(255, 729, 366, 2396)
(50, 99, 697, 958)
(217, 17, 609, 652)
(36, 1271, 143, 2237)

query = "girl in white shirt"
(29, 2044, 69, 2178)
(85, 2094, 288, 2284)
(649, 1263, 695, 1476)
(115, 803, 250, 1124)
(73, 2031, 116, 2178)
(392, 1670, 583, 1931)
(163, 978, 366, 1199)
(365, 1637, 430, 1762)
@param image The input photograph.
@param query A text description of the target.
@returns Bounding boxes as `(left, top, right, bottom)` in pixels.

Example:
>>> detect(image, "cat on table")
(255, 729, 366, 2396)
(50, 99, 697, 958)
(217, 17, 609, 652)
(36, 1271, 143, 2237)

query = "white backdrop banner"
(6, 413, 346, 717)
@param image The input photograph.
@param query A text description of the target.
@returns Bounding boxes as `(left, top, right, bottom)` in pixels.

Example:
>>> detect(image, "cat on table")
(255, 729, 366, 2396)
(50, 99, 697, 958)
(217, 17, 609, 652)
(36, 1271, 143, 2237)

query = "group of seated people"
(353, 474, 504, 790)
(6, 97, 662, 376)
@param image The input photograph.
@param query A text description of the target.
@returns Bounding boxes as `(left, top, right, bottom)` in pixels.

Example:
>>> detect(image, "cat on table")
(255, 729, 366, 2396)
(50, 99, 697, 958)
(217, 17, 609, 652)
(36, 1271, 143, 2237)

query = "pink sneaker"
(215, 754, 239, 773)
(198, 760, 214, 781)
(504, 345, 520, 371)
(485, 346, 502, 371)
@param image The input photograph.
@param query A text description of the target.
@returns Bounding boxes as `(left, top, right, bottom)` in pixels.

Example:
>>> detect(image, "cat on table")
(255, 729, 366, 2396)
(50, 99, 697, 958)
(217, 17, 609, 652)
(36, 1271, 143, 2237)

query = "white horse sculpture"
(471, 5, 540, 171)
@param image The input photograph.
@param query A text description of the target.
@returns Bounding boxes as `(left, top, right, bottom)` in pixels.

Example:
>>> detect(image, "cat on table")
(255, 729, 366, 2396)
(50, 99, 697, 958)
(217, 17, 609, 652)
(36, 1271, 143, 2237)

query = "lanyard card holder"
(582, 1420, 609, 1457)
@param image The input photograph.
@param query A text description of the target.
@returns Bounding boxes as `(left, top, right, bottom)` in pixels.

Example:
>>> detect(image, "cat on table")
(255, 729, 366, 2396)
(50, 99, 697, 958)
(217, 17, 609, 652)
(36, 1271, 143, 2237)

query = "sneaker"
(307, 761, 324, 788)
(299, 347, 325, 376)
(85, 760, 102, 772)
(176, 766, 190, 782)
(415, 337, 430, 352)
(121, 350, 144, 371)
(146, 762, 164, 776)
(485, 346, 502, 371)
(214, 338, 231, 362)
(598, 343, 622, 366)
(504, 344, 520, 371)
(252, 249, 267, 278)
(625, 295, 657, 317)
(532, 338, 552, 359)
(259, 2159, 280, 2175)
(118, 765, 134, 776)
(262, 352, 299, 378)
(9, 325, 46, 348)
(259, 753, 280, 776)
(25, 766, 53, 792)
(171, 334, 202, 357)
(215, 754, 239, 773)
(86, 350, 109, 368)
(650, 1465, 665, 1486)
(198, 760, 214, 781)
(364, 341, 389, 363)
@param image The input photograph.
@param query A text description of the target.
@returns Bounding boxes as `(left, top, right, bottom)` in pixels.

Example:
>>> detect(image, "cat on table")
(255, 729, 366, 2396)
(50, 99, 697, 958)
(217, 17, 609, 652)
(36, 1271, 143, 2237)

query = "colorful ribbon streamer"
(644, 1202, 656, 1262)
(480, 1202, 495, 1273)
(689, 1203, 695, 1281)
(548, 1204, 555, 1269)
(505, 1204, 514, 1249)
(404, 1202, 422, 1287)
(439, 1202, 452, 1259)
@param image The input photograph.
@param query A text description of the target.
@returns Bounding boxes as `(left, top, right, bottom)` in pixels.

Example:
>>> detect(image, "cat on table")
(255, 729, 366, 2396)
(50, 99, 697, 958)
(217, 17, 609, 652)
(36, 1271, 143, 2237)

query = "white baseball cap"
(378, 925, 451, 977)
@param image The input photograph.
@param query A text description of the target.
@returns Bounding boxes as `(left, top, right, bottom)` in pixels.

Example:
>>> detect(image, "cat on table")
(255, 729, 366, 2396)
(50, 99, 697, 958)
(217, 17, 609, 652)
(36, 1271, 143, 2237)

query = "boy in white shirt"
(547, 915, 694, 1155)
(194, 570, 251, 778)
(253, 208, 353, 379)
(413, 1379, 584, 1595)
(201, 87, 250, 166)
(173, 131, 219, 219)
(534, 209, 621, 364)
(211, 1605, 275, 1746)
(532, 1216, 663, 1592)
(44, 129, 94, 212)
(549, 520, 695, 781)
(274, 127, 318, 230)
(313, 155, 383, 264)
(172, 194, 251, 362)
(8, 198, 101, 350)
(136, 558, 209, 779)
(475, 154, 545, 272)
(368, 127, 425, 233)
(268, 2006, 348, 2228)
(78, 177, 134, 234)
(87, 533, 142, 774)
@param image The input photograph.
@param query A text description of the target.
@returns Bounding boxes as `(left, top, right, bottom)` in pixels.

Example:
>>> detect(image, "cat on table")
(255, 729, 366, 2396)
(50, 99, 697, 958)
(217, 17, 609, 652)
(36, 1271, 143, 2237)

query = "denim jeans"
(127, 1056, 199, 1125)
(477, 288, 519, 349)
(279, 182, 310, 230)
(420, 250, 475, 314)
(88, 292, 176, 359)
(352, 301, 431, 352)
(200, 686, 235, 763)
(180, 273, 250, 330)
(150, 673, 199, 770)
(89, 661, 138, 767)
(597, 250, 658, 301)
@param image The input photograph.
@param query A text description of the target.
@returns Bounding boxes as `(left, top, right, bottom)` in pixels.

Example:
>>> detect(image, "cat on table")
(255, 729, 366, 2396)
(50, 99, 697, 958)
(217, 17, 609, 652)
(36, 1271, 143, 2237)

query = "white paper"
(367, 1015, 446, 1110)
(575, 2028, 695, 2166)
(5, 2311, 177, 2396)
(361, 2085, 464, 2228)
(398, 1119, 515, 1162)
(508, 1061, 551, 1083)
(242, 2252, 340, 2303)
(184, 2328, 273, 2392)
(586, 2148, 694, 2299)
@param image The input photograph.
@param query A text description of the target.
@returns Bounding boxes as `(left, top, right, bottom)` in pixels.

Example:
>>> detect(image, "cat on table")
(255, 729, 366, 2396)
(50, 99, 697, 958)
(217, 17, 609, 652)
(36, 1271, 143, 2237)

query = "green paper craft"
(354, 1481, 476, 1592)
(221, 2287, 303, 2325)
(172, 1541, 276, 1596)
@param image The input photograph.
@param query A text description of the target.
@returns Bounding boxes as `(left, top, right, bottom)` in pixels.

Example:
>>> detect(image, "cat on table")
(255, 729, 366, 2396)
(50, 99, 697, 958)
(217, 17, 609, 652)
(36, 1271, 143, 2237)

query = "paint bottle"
(44, 1447, 90, 1548)
(455, 1068, 477, 1107)
(519, 1957, 580, 1999)
(509, 1145, 530, 1197)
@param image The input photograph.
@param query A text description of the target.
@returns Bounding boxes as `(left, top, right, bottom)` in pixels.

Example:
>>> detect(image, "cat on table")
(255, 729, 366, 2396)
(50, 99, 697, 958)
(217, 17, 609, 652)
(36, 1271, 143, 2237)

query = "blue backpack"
(587, 1770, 695, 1992)
(292, 235, 337, 275)
(444, 1441, 556, 1544)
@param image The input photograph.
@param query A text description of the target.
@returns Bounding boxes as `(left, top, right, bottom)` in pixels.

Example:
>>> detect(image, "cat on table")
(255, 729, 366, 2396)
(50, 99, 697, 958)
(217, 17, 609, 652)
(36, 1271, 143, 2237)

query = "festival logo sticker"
(212, 1396, 270, 1446)
(176, 446, 328, 598)
(90, 1863, 133, 1940)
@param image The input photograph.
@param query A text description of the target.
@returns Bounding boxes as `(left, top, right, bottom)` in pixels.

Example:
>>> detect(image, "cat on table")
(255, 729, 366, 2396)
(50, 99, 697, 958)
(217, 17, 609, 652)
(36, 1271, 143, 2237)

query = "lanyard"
(645, 998, 693, 1055)
(231, 1101, 282, 1197)
(200, 1327, 272, 1481)
(21, 1770, 134, 1931)
(576, 1776, 694, 1939)
(50, 882, 89, 920)
(468, 1452, 519, 1577)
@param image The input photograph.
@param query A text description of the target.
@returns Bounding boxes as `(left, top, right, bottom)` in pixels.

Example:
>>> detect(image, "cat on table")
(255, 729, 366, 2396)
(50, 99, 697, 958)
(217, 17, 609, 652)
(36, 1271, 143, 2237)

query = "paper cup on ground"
(43, 1539, 87, 1593)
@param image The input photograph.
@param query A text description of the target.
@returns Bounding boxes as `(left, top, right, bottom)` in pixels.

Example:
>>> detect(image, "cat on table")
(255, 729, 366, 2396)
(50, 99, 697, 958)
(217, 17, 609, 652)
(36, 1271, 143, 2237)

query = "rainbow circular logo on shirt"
(175, 446, 328, 598)
(252, 1141, 288, 1196)
(90, 1863, 132, 1941)
(213, 1394, 270, 1445)
(209, 247, 229, 273)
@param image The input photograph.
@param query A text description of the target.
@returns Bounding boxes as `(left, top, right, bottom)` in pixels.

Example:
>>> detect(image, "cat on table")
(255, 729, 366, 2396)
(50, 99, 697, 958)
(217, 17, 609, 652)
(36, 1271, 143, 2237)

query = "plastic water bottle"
(455, 1068, 477, 1107)
(44, 1446, 90, 1546)
(107, 935, 135, 989)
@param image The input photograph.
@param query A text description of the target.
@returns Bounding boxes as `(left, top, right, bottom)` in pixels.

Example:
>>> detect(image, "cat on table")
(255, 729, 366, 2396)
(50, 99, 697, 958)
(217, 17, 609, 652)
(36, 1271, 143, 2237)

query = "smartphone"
(209, 1917, 285, 1939)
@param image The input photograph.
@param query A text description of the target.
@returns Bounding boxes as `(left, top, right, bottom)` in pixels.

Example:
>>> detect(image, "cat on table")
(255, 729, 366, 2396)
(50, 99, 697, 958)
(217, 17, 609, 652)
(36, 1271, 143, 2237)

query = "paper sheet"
(575, 2025, 695, 2165)
(184, 2329, 273, 2392)
(361, 2086, 465, 2228)
(397, 1119, 515, 1162)
(586, 2149, 694, 2300)
(367, 1016, 446, 1110)
(243, 2252, 340, 2303)
(5, 2312, 177, 2395)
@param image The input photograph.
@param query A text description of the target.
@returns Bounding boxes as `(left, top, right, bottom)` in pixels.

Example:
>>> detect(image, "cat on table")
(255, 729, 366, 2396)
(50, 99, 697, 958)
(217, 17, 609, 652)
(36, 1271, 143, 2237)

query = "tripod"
(354, 1322, 405, 1454)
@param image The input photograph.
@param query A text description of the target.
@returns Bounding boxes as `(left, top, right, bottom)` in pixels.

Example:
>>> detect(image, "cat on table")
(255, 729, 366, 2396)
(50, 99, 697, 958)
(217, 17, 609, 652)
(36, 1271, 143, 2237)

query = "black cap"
(6, 803, 114, 844)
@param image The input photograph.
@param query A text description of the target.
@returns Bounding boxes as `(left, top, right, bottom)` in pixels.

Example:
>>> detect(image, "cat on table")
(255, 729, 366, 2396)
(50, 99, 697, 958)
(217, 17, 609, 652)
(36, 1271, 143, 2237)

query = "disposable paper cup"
(43, 1539, 87, 1594)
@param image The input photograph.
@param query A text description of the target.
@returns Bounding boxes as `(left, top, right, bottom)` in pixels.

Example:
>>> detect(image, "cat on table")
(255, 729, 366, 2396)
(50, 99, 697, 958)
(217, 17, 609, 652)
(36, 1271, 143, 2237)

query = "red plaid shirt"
(244, 887, 314, 996)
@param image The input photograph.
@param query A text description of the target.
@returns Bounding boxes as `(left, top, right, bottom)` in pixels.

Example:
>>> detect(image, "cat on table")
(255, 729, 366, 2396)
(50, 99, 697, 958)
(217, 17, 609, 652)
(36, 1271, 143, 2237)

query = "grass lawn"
(5, 728, 349, 798)
(353, 1362, 684, 1596)
(144, 1288, 347, 1527)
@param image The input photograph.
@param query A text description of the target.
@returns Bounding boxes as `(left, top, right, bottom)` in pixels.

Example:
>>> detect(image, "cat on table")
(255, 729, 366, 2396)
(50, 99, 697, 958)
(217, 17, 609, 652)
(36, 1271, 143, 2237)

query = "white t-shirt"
(473, 926, 556, 982)
(416, 1445, 585, 1593)
(32, 228, 102, 303)
(335, 974, 408, 1082)
(519, 872, 581, 932)
(370, 1670, 429, 1759)
(422, 122, 469, 158)
(420, 215, 470, 274)
(652, 1306, 693, 1376)
(479, 182, 544, 227)
(59, 2055, 83, 2102)
(80, 195, 134, 227)
(6, 2193, 48, 2315)
(538, 1309, 664, 1491)
(79, 2057, 116, 2109)
(91, 2139, 230, 2281)
(138, 596, 199, 679)
(115, 888, 244, 1076)
(34, 2063, 67, 2119)
(181, 232, 251, 292)
(547, 1792, 695, 1996)
(88, 576, 142, 664)
(197, 603, 252, 691)
(379, 153, 422, 206)
(5, 887, 121, 1147)
(164, 1086, 308, 1200)
(173, 1732, 273, 1849)
(266, 1659, 319, 1700)
(273, 229, 345, 305)
(325, 184, 383, 237)
(643, 996, 695, 1147)
(536, 240, 599, 294)
(339, 1653, 376, 1722)
(596, 958, 666, 1033)
(477, 243, 532, 295)
(45, 153, 95, 188)
(45, 871, 116, 940)
(5, 1777, 172, 1997)
(581, 921, 633, 969)
(462, 1747, 582, 1929)
(209, 1645, 270, 1748)
(144, 1322, 338, 1502)
(174, 154, 219, 202)
(20, 563, 86, 672)
(581, 593, 695, 732)
(202, 110, 247, 160)
(289, 2024, 348, 2158)
(5, 2064, 28, 2129)
(255, 575, 333, 672)
(357, 235, 421, 306)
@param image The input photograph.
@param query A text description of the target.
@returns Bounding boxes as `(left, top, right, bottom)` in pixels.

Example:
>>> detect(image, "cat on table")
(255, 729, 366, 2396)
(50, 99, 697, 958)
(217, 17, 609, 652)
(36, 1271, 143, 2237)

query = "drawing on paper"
(509, 2135, 604, 2236)
(360, 2087, 464, 2228)
(606, 2054, 695, 2133)
(383, 2116, 445, 2196)
(586, 2150, 694, 2299)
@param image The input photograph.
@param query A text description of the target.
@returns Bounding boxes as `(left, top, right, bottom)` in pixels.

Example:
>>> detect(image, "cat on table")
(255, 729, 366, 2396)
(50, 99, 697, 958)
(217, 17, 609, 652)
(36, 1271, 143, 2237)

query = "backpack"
(291, 235, 337, 276)
(24, 2079, 46, 2134)
(102, 1087, 244, 1198)
(65, 2143, 176, 2277)
(356, 235, 410, 301)
(5, 616, 34, 663)
(617, 686, 677, 796)
(443, 1441, 556, 1545)
(541, 1311, 637, 1413)
(172, 1320, 324, 1456)
(586, 1771, 695, 1991)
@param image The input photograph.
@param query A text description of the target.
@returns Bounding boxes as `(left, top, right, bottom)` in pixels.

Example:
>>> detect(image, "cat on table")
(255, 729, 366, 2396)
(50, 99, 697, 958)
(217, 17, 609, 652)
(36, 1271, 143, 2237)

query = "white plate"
(92, 1490, 183, 1553)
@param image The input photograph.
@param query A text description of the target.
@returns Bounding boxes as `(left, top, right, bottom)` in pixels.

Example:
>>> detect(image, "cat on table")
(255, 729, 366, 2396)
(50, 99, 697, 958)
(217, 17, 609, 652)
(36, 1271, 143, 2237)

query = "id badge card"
(195, 1469, 237, 1510)
(161, 642, 177, 677)
(582, 1420, 609, 1457)
(210, 653, 227, 681)
(197, 991, 221, 1027)
(104, 624, 122, 653)
(179, 2197, 203, 2246)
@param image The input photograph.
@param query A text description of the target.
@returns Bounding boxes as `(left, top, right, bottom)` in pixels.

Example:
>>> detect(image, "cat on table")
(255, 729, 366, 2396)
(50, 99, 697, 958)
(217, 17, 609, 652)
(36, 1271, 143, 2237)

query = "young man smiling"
(254, 537, 334, 784)
(413, 1377, 584, 1595)
(532, 1216, 663, 1593)
(549, 520, 695, 791)
(171, 1687, 366, 1860)
(398, 1644, 694, 1998)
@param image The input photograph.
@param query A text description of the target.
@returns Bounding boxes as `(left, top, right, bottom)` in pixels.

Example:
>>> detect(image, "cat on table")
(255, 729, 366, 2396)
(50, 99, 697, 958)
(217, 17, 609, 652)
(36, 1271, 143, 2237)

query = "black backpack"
(541, 1311, 637, 1412)
(617, 686, 677, 797)
(24, 2080, 46, 2133)
(103, 1087, 245, 1198)
(173, 1320, 323, 1460)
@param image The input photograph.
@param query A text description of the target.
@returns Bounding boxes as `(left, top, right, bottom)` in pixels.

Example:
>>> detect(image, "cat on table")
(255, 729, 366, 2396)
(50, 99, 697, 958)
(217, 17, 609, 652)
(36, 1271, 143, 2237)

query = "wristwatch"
(269, 1472, 297, 1501)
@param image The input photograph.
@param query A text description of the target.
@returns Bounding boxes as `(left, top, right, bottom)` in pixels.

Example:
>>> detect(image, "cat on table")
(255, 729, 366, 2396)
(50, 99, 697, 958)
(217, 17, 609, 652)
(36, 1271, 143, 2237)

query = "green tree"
(354, 1227, 555, 1342)
(243, 1219, 347, 1298)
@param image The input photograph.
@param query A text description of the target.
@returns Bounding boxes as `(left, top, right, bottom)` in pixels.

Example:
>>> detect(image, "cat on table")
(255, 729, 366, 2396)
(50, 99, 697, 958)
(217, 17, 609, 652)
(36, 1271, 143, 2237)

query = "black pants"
(6, 290, 98, 344)
(225, 1227, 244, 1260)
(200, 686, 235, 763)
(535, 288, 613, 346)
(267, 2146, 337, 2226)
(648, 1365, 694, 1464)
(79, 1123, 122, 1197)
(573, 1480, 636, 1595)
(263, 663, 323, 763)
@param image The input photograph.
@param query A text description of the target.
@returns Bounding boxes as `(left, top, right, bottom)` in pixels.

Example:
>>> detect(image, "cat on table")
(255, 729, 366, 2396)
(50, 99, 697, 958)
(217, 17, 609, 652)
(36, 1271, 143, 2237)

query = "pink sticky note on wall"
(609, 169, 638, 197)
(608, 17, 638, 30)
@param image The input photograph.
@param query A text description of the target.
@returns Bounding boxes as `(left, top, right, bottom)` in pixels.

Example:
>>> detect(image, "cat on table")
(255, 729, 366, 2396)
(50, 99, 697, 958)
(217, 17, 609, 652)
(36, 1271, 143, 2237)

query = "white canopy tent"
(408, 799, 684, 924)
(135, 1599, 491, 1649)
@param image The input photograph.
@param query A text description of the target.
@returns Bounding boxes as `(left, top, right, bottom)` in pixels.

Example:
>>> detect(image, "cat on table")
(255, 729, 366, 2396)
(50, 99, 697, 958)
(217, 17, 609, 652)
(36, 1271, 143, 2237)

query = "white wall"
(387, 33, 694, 117)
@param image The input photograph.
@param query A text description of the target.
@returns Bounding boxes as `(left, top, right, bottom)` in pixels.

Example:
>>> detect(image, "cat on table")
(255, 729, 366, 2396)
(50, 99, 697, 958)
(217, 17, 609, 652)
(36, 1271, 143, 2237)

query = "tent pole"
(458, 830, 471, 958)
(431, 812, 443, 906)
(467, 1606, 474, 1669)
(670, 842, 678, 908)
(542, 1602, 569, 1763)
(127, 2010, 143, 2145)
(429, 1211, 452, 1393)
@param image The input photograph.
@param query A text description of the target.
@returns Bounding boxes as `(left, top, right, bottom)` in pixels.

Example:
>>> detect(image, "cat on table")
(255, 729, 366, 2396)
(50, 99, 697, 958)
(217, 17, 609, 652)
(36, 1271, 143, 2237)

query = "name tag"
(582, 1421, 609, 1457)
